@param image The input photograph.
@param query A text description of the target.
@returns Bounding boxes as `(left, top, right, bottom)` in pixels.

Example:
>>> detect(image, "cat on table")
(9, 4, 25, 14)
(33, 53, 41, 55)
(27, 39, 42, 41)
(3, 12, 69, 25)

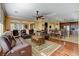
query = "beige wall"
(48, 22, 60, 30)
(6, 16, 35, 30)
(0, 4, 10, 32)
(3, 16, 10, 31)
(5, 16, 60, 32)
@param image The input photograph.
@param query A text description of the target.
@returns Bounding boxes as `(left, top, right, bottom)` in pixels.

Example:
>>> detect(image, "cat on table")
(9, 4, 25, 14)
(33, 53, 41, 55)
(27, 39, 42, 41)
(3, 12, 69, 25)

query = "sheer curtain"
(0, 23, 3, 36)
(0, 4, 3, 36)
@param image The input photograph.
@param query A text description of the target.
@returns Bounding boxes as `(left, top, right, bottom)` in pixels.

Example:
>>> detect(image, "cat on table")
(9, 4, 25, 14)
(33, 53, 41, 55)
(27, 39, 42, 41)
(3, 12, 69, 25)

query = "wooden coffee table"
(31, 35, 45, 46)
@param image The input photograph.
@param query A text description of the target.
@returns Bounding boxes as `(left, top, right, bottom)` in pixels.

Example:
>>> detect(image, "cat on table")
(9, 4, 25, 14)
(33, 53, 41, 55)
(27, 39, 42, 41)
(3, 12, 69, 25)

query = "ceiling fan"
(36, 10, 44, 20)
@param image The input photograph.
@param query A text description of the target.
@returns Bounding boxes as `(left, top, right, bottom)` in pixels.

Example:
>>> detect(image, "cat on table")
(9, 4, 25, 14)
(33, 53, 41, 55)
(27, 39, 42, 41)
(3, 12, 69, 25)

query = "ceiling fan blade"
(33, 10, 45, 20)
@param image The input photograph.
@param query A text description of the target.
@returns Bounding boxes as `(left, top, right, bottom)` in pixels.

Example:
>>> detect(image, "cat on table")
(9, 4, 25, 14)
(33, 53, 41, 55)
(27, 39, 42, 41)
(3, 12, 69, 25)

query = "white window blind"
(10, 23, 24, 31)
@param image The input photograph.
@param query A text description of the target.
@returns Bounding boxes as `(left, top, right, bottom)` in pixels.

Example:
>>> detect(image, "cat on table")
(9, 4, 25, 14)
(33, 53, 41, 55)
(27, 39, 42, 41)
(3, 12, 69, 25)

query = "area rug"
(25, 39, 61, 56)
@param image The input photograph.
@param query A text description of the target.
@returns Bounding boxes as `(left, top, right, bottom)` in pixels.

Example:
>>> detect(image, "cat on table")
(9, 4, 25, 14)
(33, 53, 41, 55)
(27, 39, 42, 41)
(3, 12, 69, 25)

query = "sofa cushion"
(2, 35, 12, 44)
(2, 31, 13, 37)
(2, 31, 16, 48)
(0, 37, 11, 54)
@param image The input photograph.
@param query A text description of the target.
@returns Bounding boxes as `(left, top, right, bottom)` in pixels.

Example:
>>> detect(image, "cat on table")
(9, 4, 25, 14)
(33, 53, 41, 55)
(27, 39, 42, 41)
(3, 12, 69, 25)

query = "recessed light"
(14, 11, 18, 13)
(77, 9, 79, 11)
(52, 13, 56, 15)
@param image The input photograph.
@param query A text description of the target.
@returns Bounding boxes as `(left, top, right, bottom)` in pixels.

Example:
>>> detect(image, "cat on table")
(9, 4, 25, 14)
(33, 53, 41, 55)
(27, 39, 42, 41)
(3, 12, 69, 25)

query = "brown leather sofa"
(0, 31, 32, 56)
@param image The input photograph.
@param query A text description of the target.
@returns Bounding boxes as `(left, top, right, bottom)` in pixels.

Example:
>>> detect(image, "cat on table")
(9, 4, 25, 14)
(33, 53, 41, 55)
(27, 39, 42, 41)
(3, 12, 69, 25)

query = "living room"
(0, 3, 79, 56)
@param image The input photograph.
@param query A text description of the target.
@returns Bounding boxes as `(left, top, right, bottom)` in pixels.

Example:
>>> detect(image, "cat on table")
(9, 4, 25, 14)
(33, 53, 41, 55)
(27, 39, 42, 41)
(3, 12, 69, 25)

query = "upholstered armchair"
(0, 31, 32, 56)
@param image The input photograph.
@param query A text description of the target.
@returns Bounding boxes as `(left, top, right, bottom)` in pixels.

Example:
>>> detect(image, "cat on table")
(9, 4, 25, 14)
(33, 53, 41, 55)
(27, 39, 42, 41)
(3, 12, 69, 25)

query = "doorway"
(44, 22, 48, 31)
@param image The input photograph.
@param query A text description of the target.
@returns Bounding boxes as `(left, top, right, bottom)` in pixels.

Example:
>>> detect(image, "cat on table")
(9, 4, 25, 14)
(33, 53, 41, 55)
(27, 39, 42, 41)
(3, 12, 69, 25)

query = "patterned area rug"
(26, 39, 61, 56)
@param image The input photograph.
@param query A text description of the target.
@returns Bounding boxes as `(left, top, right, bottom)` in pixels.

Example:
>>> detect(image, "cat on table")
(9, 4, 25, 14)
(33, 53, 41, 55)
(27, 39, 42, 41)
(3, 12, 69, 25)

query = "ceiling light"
(14, 11, 18, 13)
(77, 9, 79, 11)
(52, 13, 56, 15)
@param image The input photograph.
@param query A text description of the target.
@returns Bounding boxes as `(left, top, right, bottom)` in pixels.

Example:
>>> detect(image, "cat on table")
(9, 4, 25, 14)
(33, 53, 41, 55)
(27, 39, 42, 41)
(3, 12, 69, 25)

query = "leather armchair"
(0, 31, 32, 56)
(21, 30, 31, 39)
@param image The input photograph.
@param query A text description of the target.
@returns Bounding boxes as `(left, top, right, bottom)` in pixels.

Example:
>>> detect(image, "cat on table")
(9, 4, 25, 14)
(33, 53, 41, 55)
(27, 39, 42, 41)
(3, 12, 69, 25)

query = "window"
(10, 22, 24, 31)
(10, 23, 15, 31)
(0, 23, 3, 36)
(0, 5, 3, 36)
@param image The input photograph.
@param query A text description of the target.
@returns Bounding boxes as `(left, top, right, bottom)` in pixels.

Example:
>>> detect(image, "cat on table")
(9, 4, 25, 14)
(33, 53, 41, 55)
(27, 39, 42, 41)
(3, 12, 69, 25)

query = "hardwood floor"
(49, 38, 79, 56)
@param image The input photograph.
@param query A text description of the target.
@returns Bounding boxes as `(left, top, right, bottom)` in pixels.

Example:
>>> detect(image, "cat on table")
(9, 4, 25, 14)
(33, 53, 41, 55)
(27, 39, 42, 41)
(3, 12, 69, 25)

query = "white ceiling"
(1, 3, 79, 22)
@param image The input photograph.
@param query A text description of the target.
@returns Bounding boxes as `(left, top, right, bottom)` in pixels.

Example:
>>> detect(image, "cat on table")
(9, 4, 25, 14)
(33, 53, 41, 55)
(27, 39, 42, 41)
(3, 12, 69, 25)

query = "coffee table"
(31, 35, 45, 46)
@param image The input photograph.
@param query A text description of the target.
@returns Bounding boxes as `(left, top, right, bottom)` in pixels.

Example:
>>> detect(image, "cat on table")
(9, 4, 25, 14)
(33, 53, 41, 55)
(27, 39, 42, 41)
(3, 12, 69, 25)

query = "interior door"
(44, 22, 48, 33)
